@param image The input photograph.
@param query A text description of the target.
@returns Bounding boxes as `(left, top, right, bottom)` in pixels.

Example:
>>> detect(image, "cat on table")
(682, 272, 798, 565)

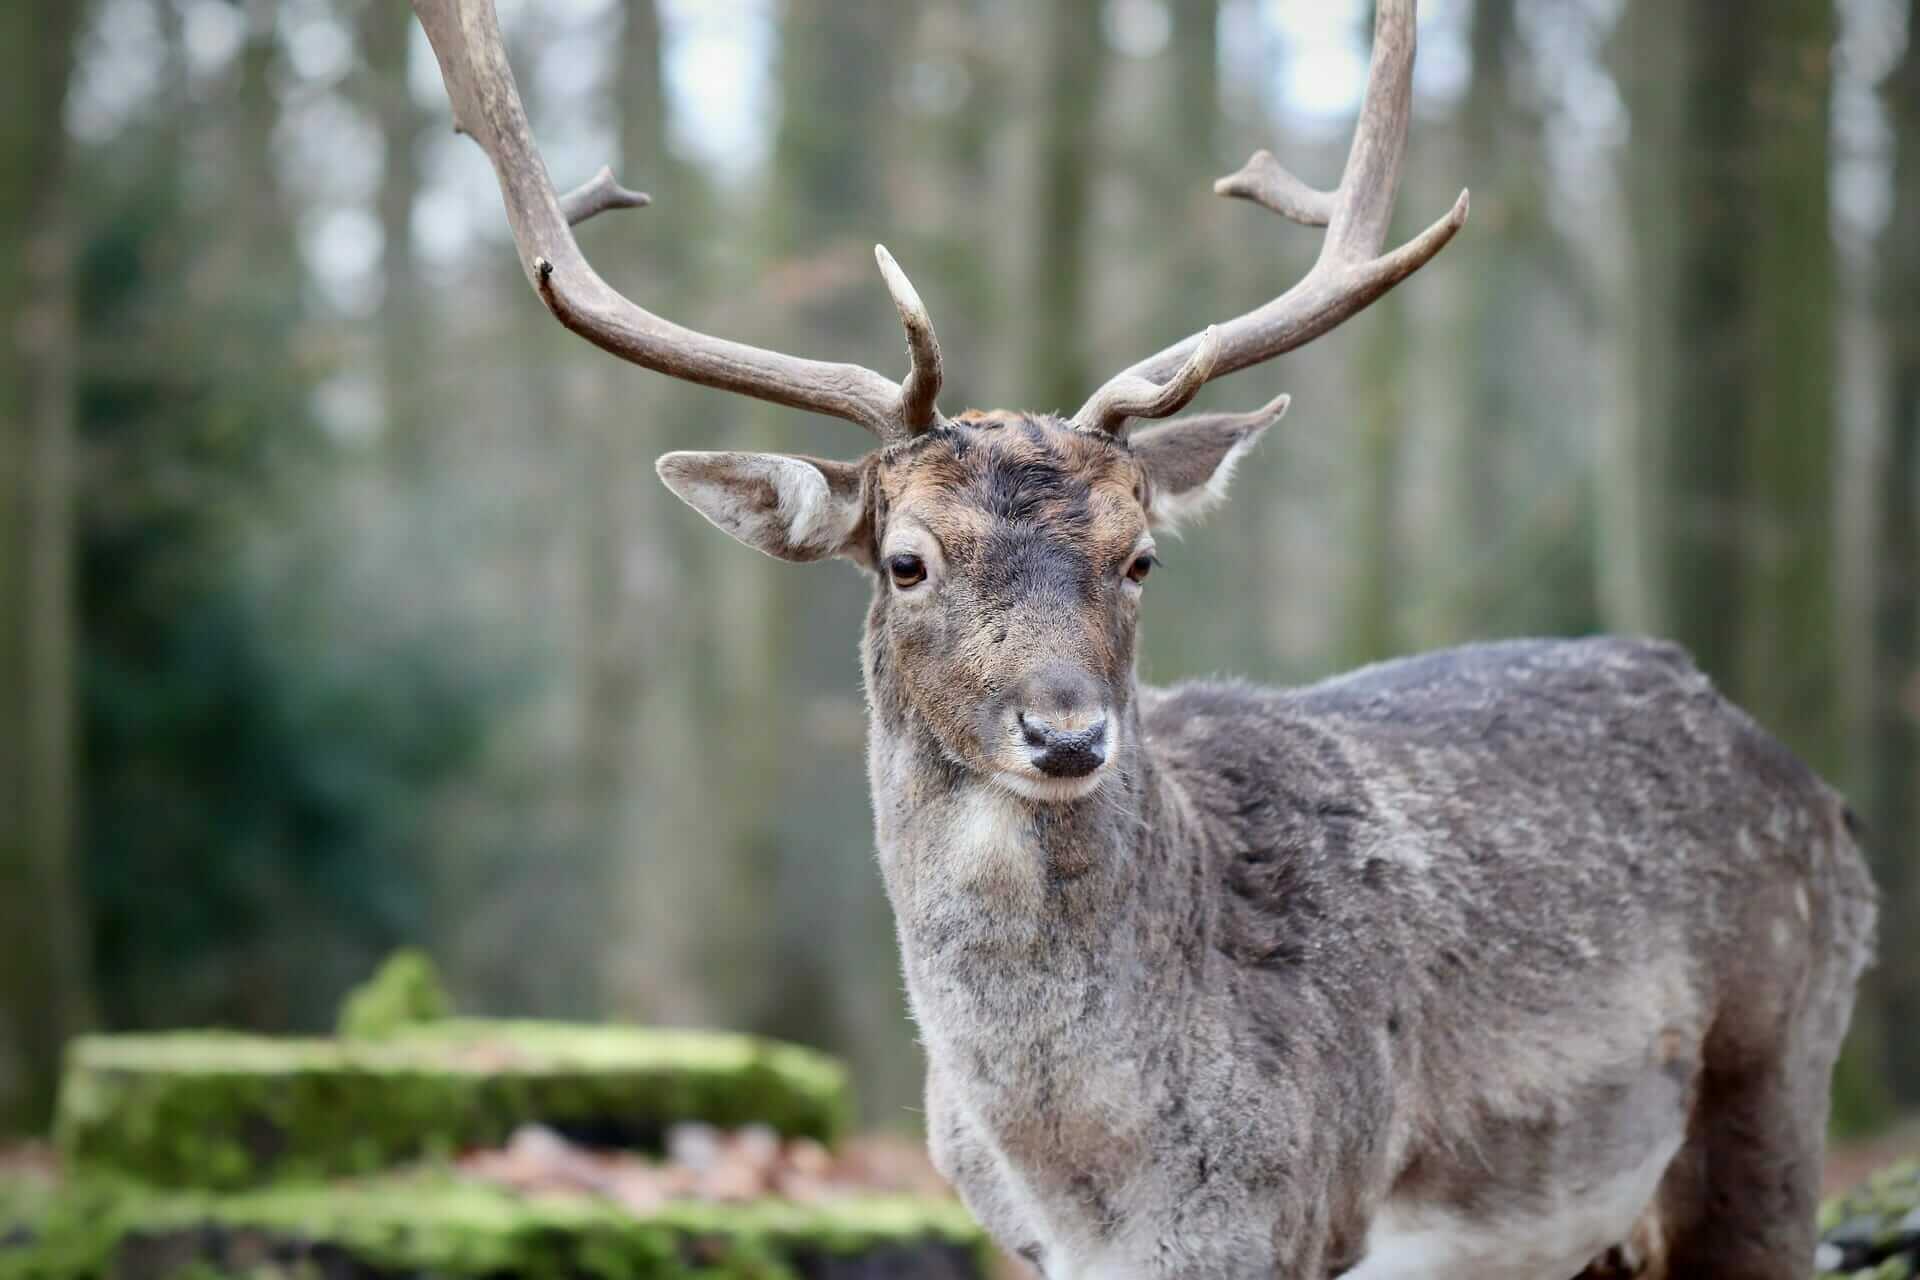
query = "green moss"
(0, 1176, 985, 1280)
(0, 1173, 59, 1248)
(335, 950, 452, 1040)
(56, 1023, 852, 1189)
(1820, 1159, 1920, 1277)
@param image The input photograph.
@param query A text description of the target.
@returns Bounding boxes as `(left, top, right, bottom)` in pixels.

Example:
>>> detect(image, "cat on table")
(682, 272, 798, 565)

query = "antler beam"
(410, 0, 944, 440)
(1075, 0, 1468, 435)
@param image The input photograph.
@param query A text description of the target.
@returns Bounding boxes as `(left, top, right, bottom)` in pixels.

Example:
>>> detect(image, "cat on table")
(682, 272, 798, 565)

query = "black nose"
(1018, 712, 1109, 778)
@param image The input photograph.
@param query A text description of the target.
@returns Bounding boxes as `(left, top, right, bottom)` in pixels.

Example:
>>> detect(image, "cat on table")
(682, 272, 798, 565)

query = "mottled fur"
(657, 413, 1877, 1280)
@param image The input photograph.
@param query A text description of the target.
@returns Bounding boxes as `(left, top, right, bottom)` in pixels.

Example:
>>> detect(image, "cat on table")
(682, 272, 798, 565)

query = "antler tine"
(410, 0, 936, 440)
(1213, 151, 1333, 228)
(1074, 0, 1468, 430)
(1074, 327, 1220, 435)
(557, 165, 651, 226)
(874, 245, 945, 437)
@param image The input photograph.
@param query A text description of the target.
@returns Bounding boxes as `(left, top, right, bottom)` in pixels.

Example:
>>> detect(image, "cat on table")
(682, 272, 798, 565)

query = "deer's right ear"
(656, 451, 871, 565)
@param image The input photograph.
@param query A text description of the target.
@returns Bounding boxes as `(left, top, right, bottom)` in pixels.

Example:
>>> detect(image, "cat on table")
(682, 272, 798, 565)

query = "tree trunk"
(1166, 0, 1220, 343)
(1441, 0, 1595, 643)
(1618, 0, 1873, 1123)
(0, 0, 90, 1133)
(1455, 0, 1522, 557)
(1736, 0, 1839, 778)
(696, 0, 914, 1055)
(1615, 0, 1747, 679)
(1601, 1, 1688, 637)
(1869, 0, 1920, 1104)
(1616, 0, 1840, 758)
(1024, 0, 1105, 411)
(361, 0, 432, 470)
(1340, 296, 1408, 666)
(590, 0, 683, 1021)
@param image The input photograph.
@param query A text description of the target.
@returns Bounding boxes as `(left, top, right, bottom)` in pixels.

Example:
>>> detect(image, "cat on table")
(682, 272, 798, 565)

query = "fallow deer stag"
(410, 1, 1876, 1275)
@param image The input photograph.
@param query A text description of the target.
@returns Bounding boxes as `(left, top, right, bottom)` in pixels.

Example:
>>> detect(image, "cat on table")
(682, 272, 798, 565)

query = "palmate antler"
(414, 0, 1461, 445)
(409, 0, 945, 441)
(1073, 0, 1469, 435)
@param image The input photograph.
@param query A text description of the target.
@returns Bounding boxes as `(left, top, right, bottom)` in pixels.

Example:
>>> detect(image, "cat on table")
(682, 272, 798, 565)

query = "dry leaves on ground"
(454, 1124, 955, 1213)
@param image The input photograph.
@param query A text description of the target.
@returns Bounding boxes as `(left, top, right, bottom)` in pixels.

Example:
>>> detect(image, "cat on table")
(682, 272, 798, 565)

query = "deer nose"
(1018, 712, 1109, 778)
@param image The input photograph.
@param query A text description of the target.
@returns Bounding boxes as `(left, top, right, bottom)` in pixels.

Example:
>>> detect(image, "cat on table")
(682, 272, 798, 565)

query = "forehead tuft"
(881, 413, 1142, 544)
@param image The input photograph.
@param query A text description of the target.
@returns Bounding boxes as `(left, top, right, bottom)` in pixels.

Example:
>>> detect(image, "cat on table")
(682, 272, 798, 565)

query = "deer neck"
(865, 685, 1200, 1065)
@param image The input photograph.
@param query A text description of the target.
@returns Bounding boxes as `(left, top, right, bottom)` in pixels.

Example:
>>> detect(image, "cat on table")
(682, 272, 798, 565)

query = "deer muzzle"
(1018, 712, 1110, 779)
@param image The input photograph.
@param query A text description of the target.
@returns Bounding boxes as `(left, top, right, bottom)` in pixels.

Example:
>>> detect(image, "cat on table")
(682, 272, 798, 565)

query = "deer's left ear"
(1130, 395, 1288, 530)
(656, 451, 872, 565)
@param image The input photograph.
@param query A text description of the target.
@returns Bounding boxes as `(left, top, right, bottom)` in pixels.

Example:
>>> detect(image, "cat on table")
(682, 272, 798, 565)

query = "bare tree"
(1871, 0, 1920, 1104)
(360, 0, 434, 469)
(0, 0, 90, 1131)
(1023, 0, 1107, 412)
(1616, 0, 1840, 773)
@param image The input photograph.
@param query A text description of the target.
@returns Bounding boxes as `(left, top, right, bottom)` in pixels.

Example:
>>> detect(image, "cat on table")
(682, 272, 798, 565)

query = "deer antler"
(409, 0, 944, 440)
(1074, 327, 1221, 432)
(1075, 0, 1468, 436)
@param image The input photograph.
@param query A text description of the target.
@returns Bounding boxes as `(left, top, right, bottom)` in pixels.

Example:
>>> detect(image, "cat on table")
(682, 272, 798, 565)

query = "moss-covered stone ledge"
(0, 1173, 57, 1259)
(0, 1176, 987, 1280)
(1819, 1159, 1920, 1278)
(56, 1021, 851, 1189)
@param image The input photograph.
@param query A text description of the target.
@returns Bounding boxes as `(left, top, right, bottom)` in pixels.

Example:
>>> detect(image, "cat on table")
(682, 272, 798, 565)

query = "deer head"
(654, 405, 1293, 800)
(409, 0, 1467, 803)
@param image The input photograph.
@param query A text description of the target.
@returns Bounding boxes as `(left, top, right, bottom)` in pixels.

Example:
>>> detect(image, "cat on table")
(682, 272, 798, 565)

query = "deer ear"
(656, 451, 871, 565)
(1130, 395, 1287, 531)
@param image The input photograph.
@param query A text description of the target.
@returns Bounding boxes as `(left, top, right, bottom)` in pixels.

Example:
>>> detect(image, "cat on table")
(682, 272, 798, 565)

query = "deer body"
(409, 0, 1877, 1272)
(874, 617, 1871, 1280)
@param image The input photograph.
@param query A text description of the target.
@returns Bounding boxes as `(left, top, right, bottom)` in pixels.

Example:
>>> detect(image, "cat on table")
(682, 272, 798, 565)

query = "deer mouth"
(992, 768, 1110, 804)
(986, 702, 1117, 803)
(990, 724, 1116, 803)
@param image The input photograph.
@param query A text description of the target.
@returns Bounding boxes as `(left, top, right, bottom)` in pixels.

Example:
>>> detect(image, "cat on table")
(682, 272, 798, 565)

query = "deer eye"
(1126, 552, 1158, 585)
(887, 553, 927, 589)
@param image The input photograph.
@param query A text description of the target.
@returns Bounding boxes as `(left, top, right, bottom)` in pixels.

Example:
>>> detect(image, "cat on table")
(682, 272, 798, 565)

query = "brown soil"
(1823, 1116, 1920, 1196)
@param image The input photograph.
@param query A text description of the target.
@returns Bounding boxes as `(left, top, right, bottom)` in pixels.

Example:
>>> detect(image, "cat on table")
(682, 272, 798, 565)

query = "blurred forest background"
(2, 0, 1917, 1142)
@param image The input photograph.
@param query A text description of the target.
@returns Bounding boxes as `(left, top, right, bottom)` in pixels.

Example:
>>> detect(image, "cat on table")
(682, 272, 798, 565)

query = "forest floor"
(1825, 1115, 1920, 1194)
(4, 1124, 1917, 1280)
(6, 1122, 1918, 1198)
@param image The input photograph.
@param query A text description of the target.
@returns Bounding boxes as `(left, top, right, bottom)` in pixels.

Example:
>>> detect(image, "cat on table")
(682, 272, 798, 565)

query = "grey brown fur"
(657, 414, 1875, 1280)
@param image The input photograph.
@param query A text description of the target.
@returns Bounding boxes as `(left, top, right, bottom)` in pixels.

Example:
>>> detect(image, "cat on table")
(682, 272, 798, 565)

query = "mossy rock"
(0, 1175, 987, 1280)
(336, 949, 453, 1040)
(1819, 1159, 1920, 1277)
(56, 1021, 852, 1190)
(0, 1174, 58, 1256)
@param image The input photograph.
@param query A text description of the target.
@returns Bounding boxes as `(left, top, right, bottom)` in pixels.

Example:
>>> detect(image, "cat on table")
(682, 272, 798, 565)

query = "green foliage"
(0, 1175, 985, 1280)
(0, 1173, 59, 1255)
(1818, 1159, 1920, 1277)
(69, 122, 501, 1037)
(55, 1023, 852, 1190)
(1830, 1038, 1900, 1139)
(336, 951, 454, 1040)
